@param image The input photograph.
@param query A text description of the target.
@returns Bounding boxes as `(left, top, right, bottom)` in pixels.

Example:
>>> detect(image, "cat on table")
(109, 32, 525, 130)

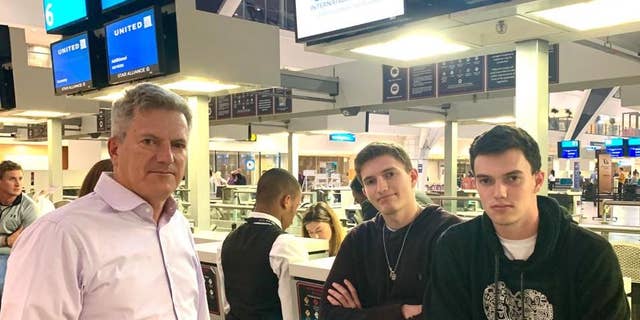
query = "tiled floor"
(579, 201, 640, 243)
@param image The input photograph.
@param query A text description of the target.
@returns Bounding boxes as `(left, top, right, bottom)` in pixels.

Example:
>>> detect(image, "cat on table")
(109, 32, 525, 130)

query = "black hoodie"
(426, 196, 630, 320)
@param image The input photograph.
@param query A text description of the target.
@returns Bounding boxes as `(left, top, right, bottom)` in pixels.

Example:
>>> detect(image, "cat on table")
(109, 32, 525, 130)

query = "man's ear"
(409, 168, 419, 188)
(107, 137, 120, 165)
(281, 194, 292, 209)
(533, 171, 545, 193)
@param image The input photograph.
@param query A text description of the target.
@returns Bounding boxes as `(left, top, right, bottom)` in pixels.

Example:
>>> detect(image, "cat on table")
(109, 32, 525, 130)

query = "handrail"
(581, 223, 640, 238)
(600, 200, 640, 223)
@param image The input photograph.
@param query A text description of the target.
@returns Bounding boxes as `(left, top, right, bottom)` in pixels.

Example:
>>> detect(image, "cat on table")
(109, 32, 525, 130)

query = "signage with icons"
(605, 138, 626, 158)
(627, 137, 640, 157)
(43, 0, 88, 33)
(329, 133, 356, 142)
(50, 32, 94, 95)
(557, 140, 580, 159)
(105, 7, 164, 84)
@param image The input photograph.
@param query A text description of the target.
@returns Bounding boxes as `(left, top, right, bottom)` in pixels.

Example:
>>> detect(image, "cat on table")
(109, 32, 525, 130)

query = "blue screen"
(329, 133, 356, 142)
(605, 138, 625, 157)
(51, 33, 92, 95)
(558, 140, 579, 158)
(102, 0, 131, 10)
(628, 137, 640, 157)
(43, 0, 88, 32)
(106, 8, 160, 84)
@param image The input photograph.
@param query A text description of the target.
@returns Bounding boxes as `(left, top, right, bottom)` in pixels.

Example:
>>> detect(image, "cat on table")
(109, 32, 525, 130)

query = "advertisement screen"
(557, 140, 580, 159)
(51, 33, 92, 95)
(105, 7, 161, 84)
(295, 0, 403, 41)
(43, 0, 88, 32)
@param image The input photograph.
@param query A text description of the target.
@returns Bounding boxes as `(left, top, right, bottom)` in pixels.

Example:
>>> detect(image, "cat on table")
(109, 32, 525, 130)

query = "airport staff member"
(0, 160, 38, 302)
(320, 142, 460, 319)
(0, 83, 209, 319)
(221, 168, 308, 320)
(427, 125, 629, 319)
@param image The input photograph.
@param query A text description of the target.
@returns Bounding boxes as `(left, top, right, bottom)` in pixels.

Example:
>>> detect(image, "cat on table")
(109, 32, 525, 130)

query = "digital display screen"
(295, 0, 404, 41)
(605, 138, 625, 158)
(102, 0, 134, 10)
(557, 140, 580, 159)
(627, 137, 640, 157)
(105, 7, 161, 84)
(329, 133, 356, 142)
(51, 33, 93, 95)
(43, 0, 88, 32)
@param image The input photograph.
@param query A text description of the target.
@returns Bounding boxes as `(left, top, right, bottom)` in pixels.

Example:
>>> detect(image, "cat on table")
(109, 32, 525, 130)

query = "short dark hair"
(255, 168, 301, 205)
(349, 177, 364, 195)
(355, 142, 413, 181)
(469, 125, 541, 174)
(0, 160, 22, 179)
(78, 159, 113, 197)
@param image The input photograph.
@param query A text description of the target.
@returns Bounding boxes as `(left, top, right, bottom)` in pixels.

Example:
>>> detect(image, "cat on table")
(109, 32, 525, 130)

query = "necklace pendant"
(390, 270, 396, 281)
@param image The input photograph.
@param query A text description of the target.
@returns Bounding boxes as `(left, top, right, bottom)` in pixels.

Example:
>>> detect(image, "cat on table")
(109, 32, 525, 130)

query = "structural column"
(47, 119, 63, 202)
(186, 96, 211, 232)
(287, 132, 299, 177)
(515, 39, 549, 194)
(444, 120, 458, 212)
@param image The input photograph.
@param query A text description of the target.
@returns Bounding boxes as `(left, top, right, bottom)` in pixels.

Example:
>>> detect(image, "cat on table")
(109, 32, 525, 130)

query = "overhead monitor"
(102, 0, 131, 10)
(105, 6, 164, 84)
(295, 0, 404, 42)
(43, 0, 88, 33)
(50, 32, 95, 95)
(329, 133, 356, 142)
(605, 137, 626, 158)
(627, 137, 640, 157)
(557, 140, 580, 159)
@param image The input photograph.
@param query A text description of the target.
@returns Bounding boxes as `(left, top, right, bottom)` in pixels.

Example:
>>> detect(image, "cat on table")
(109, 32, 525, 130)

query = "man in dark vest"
(221, 168, 308, 320)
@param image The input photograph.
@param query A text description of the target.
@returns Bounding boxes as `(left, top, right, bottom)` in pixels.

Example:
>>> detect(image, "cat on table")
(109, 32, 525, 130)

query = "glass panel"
(245, 0, 266, 23)
(239, 152, 255, 185)
(216, 152, 239, 184)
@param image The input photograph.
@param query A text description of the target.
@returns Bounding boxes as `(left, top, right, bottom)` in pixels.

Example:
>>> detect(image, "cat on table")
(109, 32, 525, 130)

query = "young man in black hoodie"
(320, 142, 460, 319)
(427, 125, 630, 319)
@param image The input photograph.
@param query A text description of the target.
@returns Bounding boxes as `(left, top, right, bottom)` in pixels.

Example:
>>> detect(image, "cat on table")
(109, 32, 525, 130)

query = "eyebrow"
(362, 167, 397, 182)
(475, 170, 524, 178)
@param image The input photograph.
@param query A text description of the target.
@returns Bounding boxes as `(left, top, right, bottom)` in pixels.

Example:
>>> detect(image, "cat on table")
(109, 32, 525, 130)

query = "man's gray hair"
(110, 83, 192, 139)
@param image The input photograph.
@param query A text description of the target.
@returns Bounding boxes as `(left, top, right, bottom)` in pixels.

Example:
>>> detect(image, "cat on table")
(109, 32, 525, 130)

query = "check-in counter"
(548, 190, 582, 215)
(196, 236, 330, 320)
(288, 257, 335, 320)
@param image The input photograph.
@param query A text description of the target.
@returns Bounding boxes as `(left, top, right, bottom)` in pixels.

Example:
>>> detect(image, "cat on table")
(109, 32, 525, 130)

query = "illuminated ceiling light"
(411, 121, 445, 128)
(530, 0, 640, 31)
(14, 110, 70, 118)
(163, 80, 240, 93)
(94, 91, 125, 102)
(0, 117, 41, 124)
(351, 35, 470, 61)
(478, 116, 515, 124)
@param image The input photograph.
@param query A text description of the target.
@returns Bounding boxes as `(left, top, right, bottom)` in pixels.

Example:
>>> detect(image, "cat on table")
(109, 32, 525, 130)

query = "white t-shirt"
(497, 234, 537, 261)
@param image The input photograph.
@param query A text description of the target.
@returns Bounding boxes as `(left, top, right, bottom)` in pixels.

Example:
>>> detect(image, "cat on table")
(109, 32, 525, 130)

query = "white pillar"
(287, 132, 299, 177)
(444, 120, 458, 212)
(186, 96, 211, 231)
(515, 39, 549, 195)
(47, 119, 63, 202)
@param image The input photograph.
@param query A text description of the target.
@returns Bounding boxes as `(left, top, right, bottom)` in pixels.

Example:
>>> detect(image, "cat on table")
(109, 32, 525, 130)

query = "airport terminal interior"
(1, 0, 640, 319)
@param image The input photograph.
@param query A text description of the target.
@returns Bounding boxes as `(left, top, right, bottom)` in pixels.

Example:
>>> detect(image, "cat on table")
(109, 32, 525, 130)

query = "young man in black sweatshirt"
(427, 125, 629, 319)
(320, 142, 460, 319)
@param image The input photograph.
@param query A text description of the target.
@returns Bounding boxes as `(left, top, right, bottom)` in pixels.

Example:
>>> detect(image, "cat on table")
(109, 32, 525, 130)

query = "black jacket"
(320, 205, 460, 319)
(427, 196, 630, 319)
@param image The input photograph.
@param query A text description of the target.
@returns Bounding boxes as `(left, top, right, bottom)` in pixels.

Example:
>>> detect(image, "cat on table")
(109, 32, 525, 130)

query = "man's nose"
(493, 182, 507, 198)
(155, 142, 175, 163)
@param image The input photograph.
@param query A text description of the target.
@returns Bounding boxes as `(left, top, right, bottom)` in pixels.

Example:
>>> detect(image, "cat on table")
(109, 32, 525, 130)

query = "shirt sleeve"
(20, 197, 39, 227)
(270, 234, 309, 320)
(187, 226, 211, 320)
(0, 219, 83, 319)
(319, 231, 403, 320)
(425, 230, 472, 320)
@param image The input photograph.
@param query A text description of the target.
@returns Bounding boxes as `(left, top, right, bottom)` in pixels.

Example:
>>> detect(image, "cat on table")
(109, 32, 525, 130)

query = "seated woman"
(302, 202, 345, 256)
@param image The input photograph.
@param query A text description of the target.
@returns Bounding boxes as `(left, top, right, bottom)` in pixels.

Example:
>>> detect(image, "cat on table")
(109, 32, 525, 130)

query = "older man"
(0, 83, 208, 319)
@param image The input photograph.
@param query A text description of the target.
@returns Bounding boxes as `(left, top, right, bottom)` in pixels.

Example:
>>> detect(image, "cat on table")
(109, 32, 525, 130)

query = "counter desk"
(288, 257, 335, 320)
(196, 235, 330, 320)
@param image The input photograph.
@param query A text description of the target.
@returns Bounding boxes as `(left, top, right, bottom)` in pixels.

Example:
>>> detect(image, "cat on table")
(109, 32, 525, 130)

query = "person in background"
(548, 169, 556, 190)
(632, 170, 640, 185)
(427, 125, 629, 319)
(320, 142, 460, 319)
(302, 201, 345, 256)
(77, 159, 113, 197)
(221, 168, 307, 320)
(234, 169, 247, 185)
(350, 177, 378, 221)
(0, 160, 39, 304)
(617, 167, 627, 200)
(0, 83, 208, 319)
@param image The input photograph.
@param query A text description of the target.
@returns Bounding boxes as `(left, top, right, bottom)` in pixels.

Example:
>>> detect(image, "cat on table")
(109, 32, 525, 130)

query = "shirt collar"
(249, 211, 282, 229)
(94, 173, 178, 222)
